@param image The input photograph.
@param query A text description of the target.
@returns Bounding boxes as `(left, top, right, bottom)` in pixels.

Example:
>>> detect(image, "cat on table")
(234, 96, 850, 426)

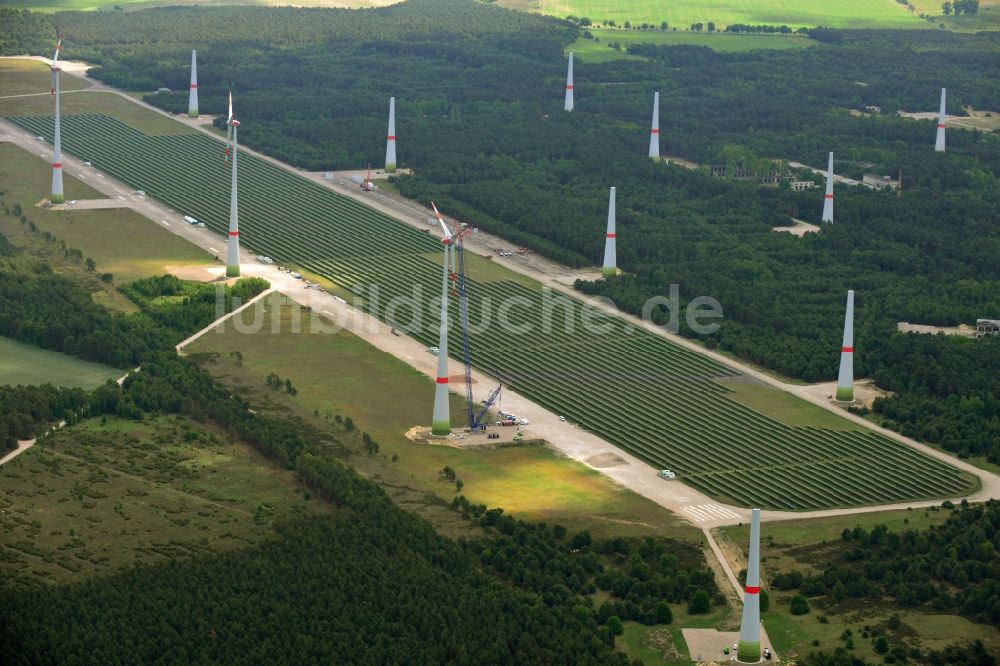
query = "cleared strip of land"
(7, 108, 977, 511)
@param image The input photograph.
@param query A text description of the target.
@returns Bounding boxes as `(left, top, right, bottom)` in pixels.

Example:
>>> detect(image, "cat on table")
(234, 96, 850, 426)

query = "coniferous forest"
(3, 0, 994, 462)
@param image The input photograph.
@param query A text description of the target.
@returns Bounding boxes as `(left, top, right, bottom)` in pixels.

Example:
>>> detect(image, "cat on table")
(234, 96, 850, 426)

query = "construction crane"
(361, 163, 375, 191)
(432, 202, 502, 429)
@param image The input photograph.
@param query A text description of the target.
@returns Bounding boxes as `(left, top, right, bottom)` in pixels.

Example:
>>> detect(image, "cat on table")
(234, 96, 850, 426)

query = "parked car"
(658, 469, 676, 480)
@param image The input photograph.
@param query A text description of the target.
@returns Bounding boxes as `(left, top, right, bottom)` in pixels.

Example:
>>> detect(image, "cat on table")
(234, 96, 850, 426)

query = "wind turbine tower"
(649, 92, 660, 159)
(431, 203, 452, 436)
(385, 97, 397, 173)
(935, 88, 946, 153)
(564, 52, 574, 112)
(188, 50, 199, 118)
(226, 98, 241, 278)
(602, 187, 617, 278)
(821, 152, 834, 223)
(49, 38, 64, 205)
(836, 290, 854, 402)
(736, 508, 763, 663)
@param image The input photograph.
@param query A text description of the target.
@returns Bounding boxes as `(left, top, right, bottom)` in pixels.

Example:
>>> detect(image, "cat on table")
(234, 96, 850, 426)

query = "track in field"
(9, 112, 976, 510)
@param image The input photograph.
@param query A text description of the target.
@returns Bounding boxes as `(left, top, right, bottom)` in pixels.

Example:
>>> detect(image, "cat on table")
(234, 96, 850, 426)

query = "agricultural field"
(0, 335, 121, 388)
(0, 143, 212, 285)
(501, 0, 929, 29)
(0, 416, 329, 588)
(909, 0, 1000, 30)
(190, 293, 697, 540)
(570, 29, 812, 62)
(6, 110, 978, 510)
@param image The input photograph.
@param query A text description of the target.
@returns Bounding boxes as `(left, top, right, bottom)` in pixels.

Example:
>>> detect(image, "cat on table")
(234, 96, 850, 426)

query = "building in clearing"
(862, 173, 900, 190)
(977, 319, 1000, 338)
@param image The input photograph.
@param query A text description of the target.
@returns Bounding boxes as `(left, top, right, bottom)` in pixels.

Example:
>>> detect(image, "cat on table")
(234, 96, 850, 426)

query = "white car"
(658, 469, 677, 480)
(428, 346, 440, 356)
(67, 200, 78, 205)
(559, 416, 566, 422)
(517, 418, 529, 426)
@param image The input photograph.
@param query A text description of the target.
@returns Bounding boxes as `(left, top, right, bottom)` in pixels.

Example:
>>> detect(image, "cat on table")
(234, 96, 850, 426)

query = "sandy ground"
(166, 264, 220, 282)
(683, 628, 776, 663)
(323, 168, 413, 182)
(773, 218, 819, 236)
(897, 321, 975, 337)
(899, 109, 997, 132)
(787, 161, 868, 188)
(3, 61, 998, 529)
(796, 378, 891, 410)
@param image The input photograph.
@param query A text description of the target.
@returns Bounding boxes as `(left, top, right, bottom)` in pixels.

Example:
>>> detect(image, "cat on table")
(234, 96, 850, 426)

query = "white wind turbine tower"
(564, 52, 574, 111)
(430, 202, 453, 436)
(935, 88, 947, 153)
(385, 96, 397, 173)
(821, 151, 834, 223)
(226, 95, 241, 277)
(649, 91, 660, 159)
(50, 37, 64, 205)
(188, 50, 199, 118)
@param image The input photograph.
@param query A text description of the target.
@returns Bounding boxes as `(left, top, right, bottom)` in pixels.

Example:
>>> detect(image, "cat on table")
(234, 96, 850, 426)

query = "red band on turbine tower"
(52, 162, 62, 168)
(190, 84, 198, 89)
(841, 346, 853, 353)
(387, 135, 396, 140)
(937, 123, 945, 128)
(745, 586, 760, 594)
(229, 231, 239, 237)
(650, 129, 659, 134)
(825, 194, 833, 199)
(436, 377, 448, 384)
(606, 233, 616, 238)
(566, 85, 573, 90)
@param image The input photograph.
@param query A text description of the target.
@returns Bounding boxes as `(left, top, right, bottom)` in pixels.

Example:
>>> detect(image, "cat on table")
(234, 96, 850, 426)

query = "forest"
(0, 232, 718, 662)
(2, 0, 994, 462)
(770, 501, 1000, 664)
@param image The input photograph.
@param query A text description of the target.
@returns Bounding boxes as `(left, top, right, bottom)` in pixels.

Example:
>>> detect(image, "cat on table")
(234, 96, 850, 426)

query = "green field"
(5, 105, 979, 510)
(0, 335, 121, 388)
(503, 0, 928, 29)
(0, 416, 329, 587)
(0, 59, 91, 96)
(190, 293, 697, 539)
(0, 62, 195, 135)
(570, 28, 812, 62)
(0, 143, 212, 285)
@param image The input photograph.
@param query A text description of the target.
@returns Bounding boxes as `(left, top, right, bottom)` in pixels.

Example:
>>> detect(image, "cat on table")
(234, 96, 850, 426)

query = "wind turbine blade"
(431, 201, 452, 240)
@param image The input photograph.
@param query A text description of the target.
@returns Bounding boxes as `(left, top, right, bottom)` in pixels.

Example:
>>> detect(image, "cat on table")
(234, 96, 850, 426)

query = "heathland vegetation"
(721, 503, 1000, 663)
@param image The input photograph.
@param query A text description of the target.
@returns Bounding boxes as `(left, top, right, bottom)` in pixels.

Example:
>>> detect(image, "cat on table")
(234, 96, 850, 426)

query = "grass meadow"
(0, 336, 121, 388)
(506, 0, 929, 29)
(189, 293, 702, 541)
